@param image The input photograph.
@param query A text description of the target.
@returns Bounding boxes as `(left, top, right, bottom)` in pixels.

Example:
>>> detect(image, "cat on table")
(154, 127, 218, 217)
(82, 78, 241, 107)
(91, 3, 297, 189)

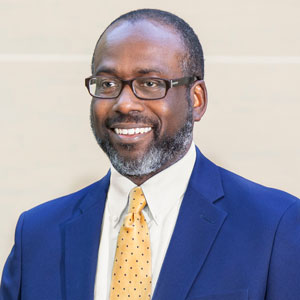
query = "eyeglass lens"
(89, 76, 167, 99)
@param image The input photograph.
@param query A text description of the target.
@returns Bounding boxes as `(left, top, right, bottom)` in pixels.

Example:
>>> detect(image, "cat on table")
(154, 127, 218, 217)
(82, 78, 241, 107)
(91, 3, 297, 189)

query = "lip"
(110, 123, 153, 129)
(109, 123, 154, 143)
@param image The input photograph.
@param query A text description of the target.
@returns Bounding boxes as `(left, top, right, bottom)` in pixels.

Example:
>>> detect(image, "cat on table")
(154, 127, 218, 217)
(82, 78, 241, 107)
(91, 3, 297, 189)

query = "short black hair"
(91, 9, 204, 79)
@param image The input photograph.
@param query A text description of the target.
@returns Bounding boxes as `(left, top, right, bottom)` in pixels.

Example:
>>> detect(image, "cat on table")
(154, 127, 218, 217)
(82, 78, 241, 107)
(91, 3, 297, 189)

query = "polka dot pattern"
(110, 187, 152, 299)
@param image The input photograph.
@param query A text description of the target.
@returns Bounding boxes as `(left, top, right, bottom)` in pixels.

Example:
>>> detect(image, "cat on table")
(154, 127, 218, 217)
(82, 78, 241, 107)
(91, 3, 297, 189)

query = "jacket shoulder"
(23, 177, 108, 227)
(218, 166, 299, 217)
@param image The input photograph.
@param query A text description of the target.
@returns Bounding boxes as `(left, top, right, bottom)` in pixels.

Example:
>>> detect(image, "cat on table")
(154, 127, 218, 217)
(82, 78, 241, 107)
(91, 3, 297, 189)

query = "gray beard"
(90, 103, 193, 177)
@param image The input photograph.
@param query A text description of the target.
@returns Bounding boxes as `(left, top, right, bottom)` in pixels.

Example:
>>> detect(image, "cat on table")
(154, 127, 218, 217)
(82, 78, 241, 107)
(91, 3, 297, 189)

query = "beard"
(90, 100, 193, 177)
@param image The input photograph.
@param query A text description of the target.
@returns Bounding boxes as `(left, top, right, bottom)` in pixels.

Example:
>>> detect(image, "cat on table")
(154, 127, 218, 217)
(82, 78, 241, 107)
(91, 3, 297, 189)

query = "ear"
(190, 80, 208, 122)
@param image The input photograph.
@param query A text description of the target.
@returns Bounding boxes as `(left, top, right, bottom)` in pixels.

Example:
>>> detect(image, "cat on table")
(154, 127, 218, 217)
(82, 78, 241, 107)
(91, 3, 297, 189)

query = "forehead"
(93, 20, 186, 77)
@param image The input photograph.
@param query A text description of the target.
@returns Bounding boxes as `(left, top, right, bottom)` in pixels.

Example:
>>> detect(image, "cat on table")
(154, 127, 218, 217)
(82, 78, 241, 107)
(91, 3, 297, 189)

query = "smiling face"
(90, 20, 206, 184)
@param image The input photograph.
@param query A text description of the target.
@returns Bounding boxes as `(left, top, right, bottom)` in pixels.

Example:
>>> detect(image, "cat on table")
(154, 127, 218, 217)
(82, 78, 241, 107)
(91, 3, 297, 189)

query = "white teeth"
(114, 127, 152, 135)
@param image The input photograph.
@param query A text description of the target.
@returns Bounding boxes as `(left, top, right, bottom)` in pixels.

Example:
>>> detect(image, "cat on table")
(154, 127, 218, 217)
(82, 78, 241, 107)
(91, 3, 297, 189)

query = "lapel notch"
(61, 172, 110, 300)
(153, 148, 227, 300)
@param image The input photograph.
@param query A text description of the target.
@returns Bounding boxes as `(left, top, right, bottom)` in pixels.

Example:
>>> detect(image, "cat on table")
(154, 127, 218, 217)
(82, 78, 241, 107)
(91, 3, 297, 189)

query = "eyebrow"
(94, 67, 163, 76)
(94, 67, 117, 76)
(134, 68, 162, 75)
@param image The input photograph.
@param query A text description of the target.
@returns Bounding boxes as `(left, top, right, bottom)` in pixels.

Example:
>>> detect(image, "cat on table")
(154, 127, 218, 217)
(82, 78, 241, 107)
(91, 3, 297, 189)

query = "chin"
(90, 106, 194, 177)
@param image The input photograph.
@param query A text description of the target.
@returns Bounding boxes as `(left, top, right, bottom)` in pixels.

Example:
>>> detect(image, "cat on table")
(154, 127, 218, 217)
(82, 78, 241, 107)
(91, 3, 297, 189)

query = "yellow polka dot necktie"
(110, 186, 152, 299)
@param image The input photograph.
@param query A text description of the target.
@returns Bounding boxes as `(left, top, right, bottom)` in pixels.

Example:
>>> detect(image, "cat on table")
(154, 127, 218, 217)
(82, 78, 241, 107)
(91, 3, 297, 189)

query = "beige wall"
(1, 0, 299, 273)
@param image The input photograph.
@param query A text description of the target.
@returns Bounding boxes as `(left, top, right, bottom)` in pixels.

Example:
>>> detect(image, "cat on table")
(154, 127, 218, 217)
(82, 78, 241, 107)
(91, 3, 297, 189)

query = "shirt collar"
(106, 166, 135, 226)
(107, 142, 196, 226)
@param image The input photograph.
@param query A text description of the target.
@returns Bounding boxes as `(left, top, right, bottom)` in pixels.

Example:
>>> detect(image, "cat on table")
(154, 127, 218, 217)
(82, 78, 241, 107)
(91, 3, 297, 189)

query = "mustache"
(105, 113, 159, 128)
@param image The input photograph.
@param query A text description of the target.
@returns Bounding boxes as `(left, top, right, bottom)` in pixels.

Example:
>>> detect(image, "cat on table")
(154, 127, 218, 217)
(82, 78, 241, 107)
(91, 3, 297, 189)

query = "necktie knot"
(129, 186, 146, 214)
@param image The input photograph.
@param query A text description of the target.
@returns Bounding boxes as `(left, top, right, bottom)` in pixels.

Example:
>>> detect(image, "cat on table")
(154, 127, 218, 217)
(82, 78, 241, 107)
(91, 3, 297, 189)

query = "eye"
(143, 80, 157, 87)
(100, 79, 118, 89)
(138, 78, 164, 89)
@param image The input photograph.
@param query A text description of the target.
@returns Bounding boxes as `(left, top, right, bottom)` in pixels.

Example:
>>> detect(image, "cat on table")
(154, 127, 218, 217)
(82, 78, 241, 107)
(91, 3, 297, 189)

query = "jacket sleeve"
(266, 200, 300, 299)
(0, 213, 25, 300)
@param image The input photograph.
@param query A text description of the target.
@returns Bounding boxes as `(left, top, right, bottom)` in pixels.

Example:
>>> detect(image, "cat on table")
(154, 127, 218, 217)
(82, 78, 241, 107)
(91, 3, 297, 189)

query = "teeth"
(114, 127, 152, 135)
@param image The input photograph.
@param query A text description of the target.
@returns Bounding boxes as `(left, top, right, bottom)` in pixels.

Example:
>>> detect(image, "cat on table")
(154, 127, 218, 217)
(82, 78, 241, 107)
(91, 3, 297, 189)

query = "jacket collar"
(61, 171, 110, 300)
(152, 147, 227, 300)
(61, 148, 226, 300)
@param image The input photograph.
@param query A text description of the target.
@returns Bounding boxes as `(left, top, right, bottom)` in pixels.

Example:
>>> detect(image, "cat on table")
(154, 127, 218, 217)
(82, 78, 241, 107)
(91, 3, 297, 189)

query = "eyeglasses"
(85, 75, 199, 100)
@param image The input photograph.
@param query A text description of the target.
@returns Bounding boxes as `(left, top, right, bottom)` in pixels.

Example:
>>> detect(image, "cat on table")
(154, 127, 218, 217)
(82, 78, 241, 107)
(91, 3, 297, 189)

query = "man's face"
(90, 20, 196, 178)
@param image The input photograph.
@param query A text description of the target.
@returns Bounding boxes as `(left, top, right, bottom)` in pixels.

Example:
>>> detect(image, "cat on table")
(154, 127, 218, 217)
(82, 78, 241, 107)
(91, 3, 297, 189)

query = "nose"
(112, 85, 144, 114)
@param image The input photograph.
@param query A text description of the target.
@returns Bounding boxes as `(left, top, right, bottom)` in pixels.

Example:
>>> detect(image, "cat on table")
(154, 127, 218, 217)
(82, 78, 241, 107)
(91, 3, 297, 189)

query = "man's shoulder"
(218, 165, 299, 218)
(22, 175, 109, 227)
(193, 148, 299, 215)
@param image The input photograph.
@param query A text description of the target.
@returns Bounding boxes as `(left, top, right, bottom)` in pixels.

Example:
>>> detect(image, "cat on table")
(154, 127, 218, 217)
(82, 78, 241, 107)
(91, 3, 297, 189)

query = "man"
(1, 8, 300, 300)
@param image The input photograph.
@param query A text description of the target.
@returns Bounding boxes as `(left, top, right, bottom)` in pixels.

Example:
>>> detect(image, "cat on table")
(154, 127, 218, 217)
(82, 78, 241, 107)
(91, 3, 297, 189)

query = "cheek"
(150, 98, 188, 134)
(91, 100, 112, 125)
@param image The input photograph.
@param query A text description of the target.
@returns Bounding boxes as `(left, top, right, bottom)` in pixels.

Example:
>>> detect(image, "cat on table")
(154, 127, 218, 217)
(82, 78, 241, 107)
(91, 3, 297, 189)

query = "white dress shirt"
(94, 142, 196, 300)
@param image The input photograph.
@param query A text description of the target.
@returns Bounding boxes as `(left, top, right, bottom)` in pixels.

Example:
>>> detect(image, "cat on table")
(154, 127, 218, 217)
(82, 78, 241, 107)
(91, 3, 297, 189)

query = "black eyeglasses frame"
(84, 75, 200, 100)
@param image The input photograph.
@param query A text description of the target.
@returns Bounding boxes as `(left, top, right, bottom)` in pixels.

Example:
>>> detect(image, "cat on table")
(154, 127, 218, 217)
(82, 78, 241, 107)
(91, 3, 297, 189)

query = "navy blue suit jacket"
(1, 148, 300, 300)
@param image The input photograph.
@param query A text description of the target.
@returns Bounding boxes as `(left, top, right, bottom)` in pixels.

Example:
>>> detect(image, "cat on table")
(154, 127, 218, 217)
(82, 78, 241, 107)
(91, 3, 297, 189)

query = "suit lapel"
(153, 148, 228, 300)
(61, 172, 110, 300)
(60, 149, 227, 300)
